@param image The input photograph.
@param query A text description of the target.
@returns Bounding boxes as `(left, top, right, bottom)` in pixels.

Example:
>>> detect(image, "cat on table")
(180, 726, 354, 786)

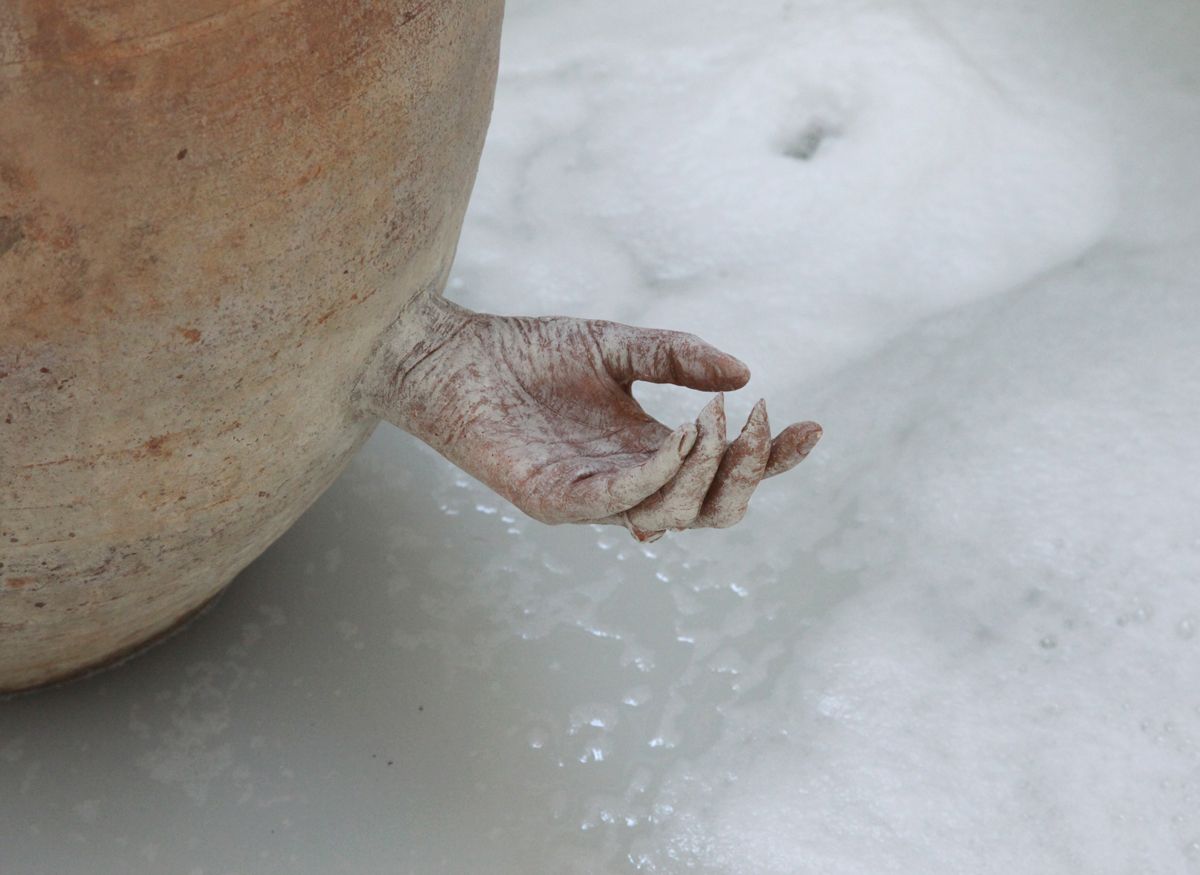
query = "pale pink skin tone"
(363, 293, 822, 541)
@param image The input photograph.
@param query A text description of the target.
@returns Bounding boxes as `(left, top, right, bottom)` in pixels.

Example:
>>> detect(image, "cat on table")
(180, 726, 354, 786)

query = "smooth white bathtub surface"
(4, 1, 1200, 873)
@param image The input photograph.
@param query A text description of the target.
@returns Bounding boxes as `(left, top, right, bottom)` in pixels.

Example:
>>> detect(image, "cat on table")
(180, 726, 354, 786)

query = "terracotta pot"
(0, 0, 504, 692)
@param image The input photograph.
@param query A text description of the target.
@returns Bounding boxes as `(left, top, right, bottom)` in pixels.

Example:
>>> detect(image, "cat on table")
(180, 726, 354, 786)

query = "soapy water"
(3, 0, 1200, 873)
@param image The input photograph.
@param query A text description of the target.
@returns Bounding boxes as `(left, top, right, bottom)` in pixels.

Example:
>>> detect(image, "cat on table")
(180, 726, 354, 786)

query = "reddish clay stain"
(177, 327, 202, 343)
(144, 435, 173, 456)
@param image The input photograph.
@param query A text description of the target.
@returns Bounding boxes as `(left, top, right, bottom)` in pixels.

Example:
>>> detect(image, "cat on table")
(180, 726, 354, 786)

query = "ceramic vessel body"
(0, 0, 504, 692)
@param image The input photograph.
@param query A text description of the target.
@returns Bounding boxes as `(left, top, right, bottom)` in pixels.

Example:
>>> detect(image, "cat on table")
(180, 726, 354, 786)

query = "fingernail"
(799, 422, 822, 453)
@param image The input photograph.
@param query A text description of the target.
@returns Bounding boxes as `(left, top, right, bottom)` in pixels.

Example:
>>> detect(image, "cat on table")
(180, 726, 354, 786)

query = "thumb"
(593, 322, 751, 392)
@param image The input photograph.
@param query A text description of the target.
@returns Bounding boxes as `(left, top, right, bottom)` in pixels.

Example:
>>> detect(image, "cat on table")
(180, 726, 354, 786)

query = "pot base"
(0, 586, 227, 698)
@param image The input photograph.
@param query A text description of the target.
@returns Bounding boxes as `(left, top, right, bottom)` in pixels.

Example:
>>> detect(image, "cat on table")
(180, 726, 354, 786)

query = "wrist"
(357, 290, 477, 435)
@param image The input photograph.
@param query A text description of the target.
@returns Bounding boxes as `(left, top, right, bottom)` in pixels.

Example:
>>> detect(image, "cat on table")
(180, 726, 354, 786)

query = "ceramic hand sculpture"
(362, 294, 821, 541)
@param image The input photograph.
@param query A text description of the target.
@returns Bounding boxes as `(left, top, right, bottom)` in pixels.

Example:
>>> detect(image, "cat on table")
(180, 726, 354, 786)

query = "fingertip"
(602, 428, 693, 516)
(722, 356, 751, 390)
(662, 420, 700, 460)
(732, 399, 769, 444)
(762, 420, 822, 479)
(683, 340, 749, 392)
(783, 421, 822, 457)
(699, 393, 726, 436)
(796, 421, 822, 454)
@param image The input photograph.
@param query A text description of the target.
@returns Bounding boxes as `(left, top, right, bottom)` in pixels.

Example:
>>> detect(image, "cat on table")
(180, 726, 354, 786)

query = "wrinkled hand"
(362, 293, 821, 540)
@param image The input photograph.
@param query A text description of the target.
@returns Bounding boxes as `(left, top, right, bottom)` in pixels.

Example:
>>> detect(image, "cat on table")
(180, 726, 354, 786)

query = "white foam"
(635, 247, 1200, 873)
(454, 0, 1116, 390)
(3, 0, 1198, 872)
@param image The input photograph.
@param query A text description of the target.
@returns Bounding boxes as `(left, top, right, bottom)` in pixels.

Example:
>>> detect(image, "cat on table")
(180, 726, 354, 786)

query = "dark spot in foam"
(177, 148, 188, 160)
(780, 121, 838, 161)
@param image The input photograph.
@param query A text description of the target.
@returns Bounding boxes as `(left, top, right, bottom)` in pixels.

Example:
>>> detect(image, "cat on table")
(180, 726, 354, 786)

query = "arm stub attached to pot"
(358, 292, 822, 541)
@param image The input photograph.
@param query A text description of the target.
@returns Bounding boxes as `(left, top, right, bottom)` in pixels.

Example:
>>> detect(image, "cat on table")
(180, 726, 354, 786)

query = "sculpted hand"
(361, 293, 821, 538)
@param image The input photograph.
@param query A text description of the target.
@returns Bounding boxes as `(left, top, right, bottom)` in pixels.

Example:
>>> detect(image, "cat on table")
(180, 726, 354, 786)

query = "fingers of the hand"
(596, 323, 750, 392)
(693, 399, 772, 529)
(626, 393, 726, 532)
(762, 421, 823, 479)
(564, 422, 698, 521)
(659, 394, 727, 524)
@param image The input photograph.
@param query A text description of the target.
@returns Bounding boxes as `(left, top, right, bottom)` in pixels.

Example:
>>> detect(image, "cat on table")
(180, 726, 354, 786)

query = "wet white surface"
(4, 0, 1200, 872)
